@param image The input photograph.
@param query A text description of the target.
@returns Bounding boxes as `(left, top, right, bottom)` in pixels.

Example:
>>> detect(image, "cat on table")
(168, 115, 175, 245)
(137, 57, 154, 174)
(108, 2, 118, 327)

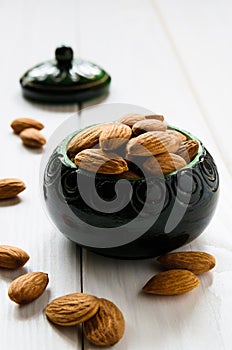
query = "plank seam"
(151, 0, 230, 174)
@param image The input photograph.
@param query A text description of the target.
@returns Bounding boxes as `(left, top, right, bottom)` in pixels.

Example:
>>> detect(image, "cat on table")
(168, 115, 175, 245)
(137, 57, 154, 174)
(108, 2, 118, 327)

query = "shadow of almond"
(0, 267, 29, 282)
(0, 197, 21, 207)
(13, 289, 51, 320)
(21, 144, 44, 154)
(200, 270, 214, 288)
(45, 319, 81, 347)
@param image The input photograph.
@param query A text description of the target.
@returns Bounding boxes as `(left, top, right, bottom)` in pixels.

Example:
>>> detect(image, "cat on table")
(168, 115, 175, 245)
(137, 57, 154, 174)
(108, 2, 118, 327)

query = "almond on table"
(11, 117, 44, 134)
(20, 128, 46, 148)
(45, 293, 100, 326)
(0, 245, 29, 269)
(84, 298, 125, 347)
(157, 251, 216, 275)
(143, 269, 200, 295)
(45, 293, 125, 346)
(0, 178, 26, 199)
(8, 272, 49, 305)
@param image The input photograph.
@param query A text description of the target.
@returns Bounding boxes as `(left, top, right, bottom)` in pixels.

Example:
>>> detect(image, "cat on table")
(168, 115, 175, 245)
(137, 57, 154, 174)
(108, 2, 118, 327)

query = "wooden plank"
(1, 0, 231, 349)
(154, 0, 232, 170)
(151, 2, 232, 348)
(79, 0, 230, 349)
(0, 1, 82, 349)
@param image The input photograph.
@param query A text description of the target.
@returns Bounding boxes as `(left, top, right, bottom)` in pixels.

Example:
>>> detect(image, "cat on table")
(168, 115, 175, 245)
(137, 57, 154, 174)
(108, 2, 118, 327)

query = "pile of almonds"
(46, 293, 125, 346)
(67, 113, 199, 176)
(11, 117, 46, 148)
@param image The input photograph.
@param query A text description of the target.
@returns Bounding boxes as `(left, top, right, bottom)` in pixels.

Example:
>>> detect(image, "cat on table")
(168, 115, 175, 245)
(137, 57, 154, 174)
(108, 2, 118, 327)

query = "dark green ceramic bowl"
(43, 125, 219, 259)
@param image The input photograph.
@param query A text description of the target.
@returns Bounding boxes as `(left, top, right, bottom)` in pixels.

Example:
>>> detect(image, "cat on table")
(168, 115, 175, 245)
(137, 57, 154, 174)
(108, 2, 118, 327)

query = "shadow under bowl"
(43, 126, 219, 259)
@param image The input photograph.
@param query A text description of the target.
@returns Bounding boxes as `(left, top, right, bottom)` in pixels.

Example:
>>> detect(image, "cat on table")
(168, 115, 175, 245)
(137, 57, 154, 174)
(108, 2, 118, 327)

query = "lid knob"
(55, 46, 73, 69)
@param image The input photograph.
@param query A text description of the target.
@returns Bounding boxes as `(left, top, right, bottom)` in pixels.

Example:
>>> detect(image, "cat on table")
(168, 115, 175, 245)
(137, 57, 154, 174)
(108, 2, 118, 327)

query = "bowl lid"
(20, 46, 111, 103)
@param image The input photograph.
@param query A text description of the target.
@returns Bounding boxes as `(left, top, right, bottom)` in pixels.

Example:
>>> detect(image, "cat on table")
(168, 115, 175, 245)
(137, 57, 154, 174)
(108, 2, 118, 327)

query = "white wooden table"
(1, 1, 232, 349)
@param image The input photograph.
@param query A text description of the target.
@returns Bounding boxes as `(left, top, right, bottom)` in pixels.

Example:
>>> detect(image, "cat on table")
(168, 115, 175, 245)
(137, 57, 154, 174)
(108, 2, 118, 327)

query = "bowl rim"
(59, 123, 204, 178)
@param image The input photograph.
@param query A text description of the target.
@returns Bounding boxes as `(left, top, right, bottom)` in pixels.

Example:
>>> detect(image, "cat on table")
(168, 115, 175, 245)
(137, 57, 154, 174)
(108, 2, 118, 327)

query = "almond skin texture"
(126, 131, 180, 156)
(100, 123, 132, 151)
(143, 153, 187, 175)
(144, 114, 165, 122)
(0, 178, 26, 199)
(11, 117, 44, 134)
(74, 149, 128, 174)
(157, 251, 216, 275)
(20, 128, 46, 148)
(167, 129, 187, 143)
(118, 170, 142, 179)
(143, 269, 200, 295)
(132, 119, 167, 135)
(118, 113, 145, 127)
(45, 293, 100, 326)
(8, 272, 49, 304)
(67, 124, 110, 159)
(176, 140, 199, 163)
(0, 245, 29, 269)
(84, 298, 125, 347)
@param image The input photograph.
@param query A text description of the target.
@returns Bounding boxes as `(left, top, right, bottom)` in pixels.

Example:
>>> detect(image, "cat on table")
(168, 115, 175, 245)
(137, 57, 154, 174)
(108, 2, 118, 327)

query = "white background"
(0, 1, 232, 349)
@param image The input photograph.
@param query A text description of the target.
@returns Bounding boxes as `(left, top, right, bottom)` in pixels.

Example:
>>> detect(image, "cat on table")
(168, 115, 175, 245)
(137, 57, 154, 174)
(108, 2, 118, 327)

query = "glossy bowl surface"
(42, 110, 219, 259)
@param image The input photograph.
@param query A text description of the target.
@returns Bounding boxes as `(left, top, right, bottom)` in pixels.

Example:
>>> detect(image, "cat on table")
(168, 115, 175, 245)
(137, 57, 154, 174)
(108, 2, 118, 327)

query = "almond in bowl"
(42, 107, 219, 259)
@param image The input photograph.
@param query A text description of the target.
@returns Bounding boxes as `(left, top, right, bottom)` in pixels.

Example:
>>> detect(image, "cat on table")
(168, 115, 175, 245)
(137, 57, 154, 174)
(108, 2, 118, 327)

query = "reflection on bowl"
(43, 124, 219, 259)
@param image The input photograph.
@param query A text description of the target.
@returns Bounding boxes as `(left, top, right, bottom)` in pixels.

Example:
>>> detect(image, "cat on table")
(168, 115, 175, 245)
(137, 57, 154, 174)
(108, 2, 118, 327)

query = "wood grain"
(0, 1, 81, 349)
(0, 0, 232, 349)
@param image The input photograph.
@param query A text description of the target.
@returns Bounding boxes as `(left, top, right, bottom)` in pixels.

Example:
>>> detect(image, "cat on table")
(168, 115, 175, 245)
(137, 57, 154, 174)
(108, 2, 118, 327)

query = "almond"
(144, 114, 165, 122)
(143, 153, 187, 175)
(8, 272, 49, 304)
(45, 293, 100, 326)
(84, 298, 125, 346)
(157, 251, 216, 274)
(100, 123, 132, 151)
(132, 119, 167, 135)
(167, 129, 187, 142)
(11, 117, 44, 134)
(20, 128, 46, 148)
(118, 113, 145, 127)
(0, 178, 26, 199)
(126, 131, 180, 156)
(74, 149, 128, 174)
(0, 245, 29, 269)
(176, 140, 199, 162)
(67, 123, 111, 158)
(143, 269, 200, 295)
(118, 170, 142, 179)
